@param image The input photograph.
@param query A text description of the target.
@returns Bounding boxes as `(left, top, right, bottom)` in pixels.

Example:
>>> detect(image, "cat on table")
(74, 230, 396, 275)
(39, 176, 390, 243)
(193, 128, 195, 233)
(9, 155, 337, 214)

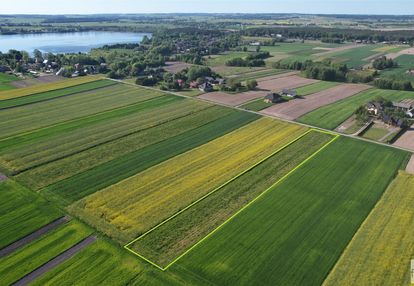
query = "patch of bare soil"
(394, 124, 414, 152)
(163, 61, 193, 73)
(406, 154, 414, 175)
(385, 47, 414, 59)
(198, 90, 269, 106)
(260, 83, 371, 120)
(257, 75, 318, 91)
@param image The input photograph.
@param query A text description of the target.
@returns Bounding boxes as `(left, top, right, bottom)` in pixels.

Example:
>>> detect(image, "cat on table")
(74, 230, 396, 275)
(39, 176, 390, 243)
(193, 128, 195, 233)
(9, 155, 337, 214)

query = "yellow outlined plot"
(125, 129, 339, 271)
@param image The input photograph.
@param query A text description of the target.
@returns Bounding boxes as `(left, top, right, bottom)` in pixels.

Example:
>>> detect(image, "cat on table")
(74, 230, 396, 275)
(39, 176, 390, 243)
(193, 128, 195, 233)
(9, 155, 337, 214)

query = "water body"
(0, 31, 151, 54)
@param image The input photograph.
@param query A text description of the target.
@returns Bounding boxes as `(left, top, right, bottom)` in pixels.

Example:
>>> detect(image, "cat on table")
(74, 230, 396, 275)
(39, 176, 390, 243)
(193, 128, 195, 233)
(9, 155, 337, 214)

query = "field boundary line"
(124, 129, 338, 270)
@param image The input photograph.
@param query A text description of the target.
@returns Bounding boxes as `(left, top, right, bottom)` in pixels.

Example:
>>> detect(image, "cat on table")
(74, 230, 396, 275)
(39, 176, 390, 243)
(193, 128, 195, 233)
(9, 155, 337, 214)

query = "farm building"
(264, 93, 283, 103)
(393, 99, 414, 117)
(366, 102, 383, 116)
(281, 89, 297, 98)
(199, 82, 213, 92)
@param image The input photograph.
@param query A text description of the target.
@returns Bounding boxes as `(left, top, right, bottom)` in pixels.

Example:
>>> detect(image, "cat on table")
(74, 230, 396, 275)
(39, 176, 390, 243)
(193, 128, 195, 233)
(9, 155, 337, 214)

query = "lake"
(0, 31, 151, 54)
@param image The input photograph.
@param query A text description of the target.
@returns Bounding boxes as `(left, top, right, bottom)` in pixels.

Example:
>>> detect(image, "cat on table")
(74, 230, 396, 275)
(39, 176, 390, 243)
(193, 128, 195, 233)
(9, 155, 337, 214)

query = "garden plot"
(261, 83, 371, 120)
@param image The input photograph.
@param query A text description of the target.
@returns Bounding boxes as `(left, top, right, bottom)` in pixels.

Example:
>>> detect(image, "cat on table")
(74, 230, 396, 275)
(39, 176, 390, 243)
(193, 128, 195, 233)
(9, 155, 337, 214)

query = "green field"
(324, 171, 414, 286)
(173, 137, 408, 285)
(0, 179, 62, 249)
(229, 68, 287, 82)
(0, 220, 92, 285)
(316, 44, 383, 68)
(0, 96, 208, 175)
(0, 73, 18, 91)
(70, 119, 306, 243)
(128, 131, 333, 268)
(297, 88, 414, 130)
(361, 123, 392, 141)
(379, 54, 414, 83)
(0, 84, 164, 139)
(41, 111, 259, 205)
(0, 79, 115, 109)
(240, 98, 272, 111)
(295, 81, 339, 96)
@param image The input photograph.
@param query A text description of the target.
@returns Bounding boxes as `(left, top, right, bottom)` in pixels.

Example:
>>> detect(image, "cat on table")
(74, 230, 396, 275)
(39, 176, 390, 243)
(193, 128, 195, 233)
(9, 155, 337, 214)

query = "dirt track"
(12, 235, 96, 286)
(260, 83, 371, 120)
(198, 90, 268, 106)
(393, 124, 414, 152)
(257, 75, 318, 91)
(0, 216, 69, 258)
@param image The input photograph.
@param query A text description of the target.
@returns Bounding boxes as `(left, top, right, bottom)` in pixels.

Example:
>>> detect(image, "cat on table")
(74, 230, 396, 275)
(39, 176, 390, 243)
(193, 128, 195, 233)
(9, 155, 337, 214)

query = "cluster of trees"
(226, 52, 270, 67)
(372, 56, 398, 70)
(374, 78, 413, 91)
(241, 26, 414, 43)
(219, 78, 257, 93)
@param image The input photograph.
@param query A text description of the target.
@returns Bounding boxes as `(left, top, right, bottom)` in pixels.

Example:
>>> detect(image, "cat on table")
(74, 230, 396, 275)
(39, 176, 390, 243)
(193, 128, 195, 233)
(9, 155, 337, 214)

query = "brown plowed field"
(198, 90, 268, 106)
(394, 124, 414, 152)
(257, 75, 318, 91)
(260, 83, 371, 120)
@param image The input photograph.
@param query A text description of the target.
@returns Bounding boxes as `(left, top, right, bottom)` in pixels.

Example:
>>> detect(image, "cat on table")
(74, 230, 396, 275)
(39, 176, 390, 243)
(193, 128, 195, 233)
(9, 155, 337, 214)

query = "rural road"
(0, 216, 69, 259)
(12, 235, 96, 286)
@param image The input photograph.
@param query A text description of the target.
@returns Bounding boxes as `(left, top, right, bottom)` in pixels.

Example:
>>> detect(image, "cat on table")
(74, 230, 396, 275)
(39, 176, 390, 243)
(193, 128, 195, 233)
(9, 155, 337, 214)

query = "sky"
(1, 0, 413, 15)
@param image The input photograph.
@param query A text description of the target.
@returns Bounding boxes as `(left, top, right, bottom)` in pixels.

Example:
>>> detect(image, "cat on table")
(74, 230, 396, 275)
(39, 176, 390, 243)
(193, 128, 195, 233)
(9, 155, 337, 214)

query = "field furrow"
(70, 118, 307, 243)
(128, 131, 334, 268)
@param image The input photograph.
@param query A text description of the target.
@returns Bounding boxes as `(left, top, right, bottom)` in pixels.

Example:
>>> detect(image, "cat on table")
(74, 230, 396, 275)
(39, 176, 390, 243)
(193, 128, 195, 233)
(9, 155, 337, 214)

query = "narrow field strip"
(0, 216, 69, 259)
(0, 180, 62, 249)
(19, 106, 231, 191)
(324, 171, 414, 286)
(126, 130, 334, 269)
(0, 221, 93, 286)
(12, 236, 96, 286)
(0, 84, 164, 139)
(295, 81, 339, 96)
(43, 111, 259, 205)
(0, 80, 116, 110)
(1, 97, 207, 175)
(174, 137, 409, 286)
(70, 118, 307, 244)
(0, 76, 102, 101)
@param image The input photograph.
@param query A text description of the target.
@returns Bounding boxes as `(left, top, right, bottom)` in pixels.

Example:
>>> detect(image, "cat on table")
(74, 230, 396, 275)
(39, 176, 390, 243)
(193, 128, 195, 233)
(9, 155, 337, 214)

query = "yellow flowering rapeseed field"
(72, 118, 307, 242)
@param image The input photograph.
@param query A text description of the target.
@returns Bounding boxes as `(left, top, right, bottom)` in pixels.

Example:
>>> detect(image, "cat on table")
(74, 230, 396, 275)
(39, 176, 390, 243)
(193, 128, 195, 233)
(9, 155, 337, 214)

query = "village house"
(199, 82, 213, 92)
(264, 93, 283, 103)
(366, 101, 383, 116)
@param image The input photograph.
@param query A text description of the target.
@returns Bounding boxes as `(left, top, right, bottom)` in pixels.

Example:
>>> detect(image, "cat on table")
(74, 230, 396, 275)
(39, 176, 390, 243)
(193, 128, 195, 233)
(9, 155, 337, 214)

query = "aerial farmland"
(1, 9, 414, 286)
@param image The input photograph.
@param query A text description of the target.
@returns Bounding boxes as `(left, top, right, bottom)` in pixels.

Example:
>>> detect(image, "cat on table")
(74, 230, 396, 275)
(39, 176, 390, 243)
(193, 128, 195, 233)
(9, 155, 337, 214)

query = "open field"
(295, 81, 339, 96)
(163, 61, 194, 73)
(0, 73, 19, 91)
(406, 154, 414, 174)
(0, 220, 93, 285)
(261, 83, 370, 120)
(198, 90, 268, 106)
(174, 137, 409, 286)
(70, 118, 307, 243)
(298, 88, 414, 130)
(14, 105, 230, 190)
(0, 96, 208, 175)
(379, 54, 414, 83)
(0, 180, 62, 249)
(393, 124, 414, 151)
(0, 79, 116, 109)
(257, 74, 317, 91)
(324, 171, 414, 286)
(0, 84, 164, 139)
(240, 98, 273, 111)
(0, 76, 101, 100)
(228, 69, 288, 82)
(128, 131, 333, 268)
(41, 111, 259, 204)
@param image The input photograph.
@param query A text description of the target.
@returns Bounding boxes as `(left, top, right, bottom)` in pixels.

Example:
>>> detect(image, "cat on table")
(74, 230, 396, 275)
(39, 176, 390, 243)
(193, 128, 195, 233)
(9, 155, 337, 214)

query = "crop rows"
(0, 76, 103, 100)
(0, 79, 116, 109)
(174, 137, 409, 286)
(71, 118, 307, 243)
(129, 131, 333, 268)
